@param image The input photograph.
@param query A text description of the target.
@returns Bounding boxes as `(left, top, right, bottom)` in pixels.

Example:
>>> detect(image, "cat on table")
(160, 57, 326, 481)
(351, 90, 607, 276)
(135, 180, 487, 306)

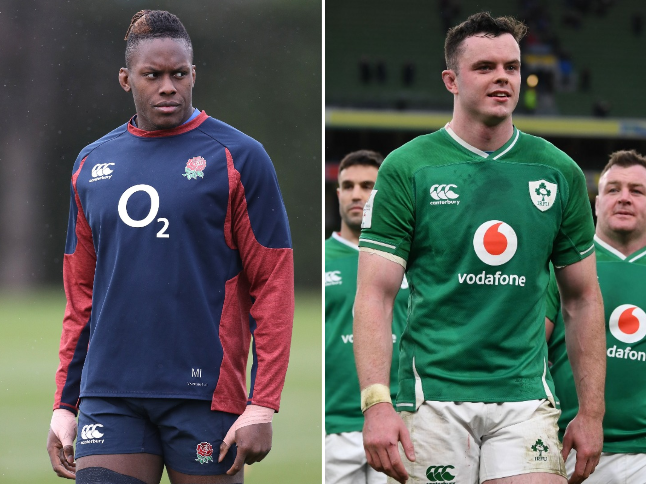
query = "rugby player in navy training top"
(46, 10, 294, 484)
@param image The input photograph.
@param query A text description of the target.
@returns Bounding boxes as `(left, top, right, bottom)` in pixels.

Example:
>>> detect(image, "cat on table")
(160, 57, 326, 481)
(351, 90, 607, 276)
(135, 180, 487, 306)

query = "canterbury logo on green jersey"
(430, 184, 460, 206)
(609, 304, 646, 344)
(529, 180, 557, 212)
(425, 465, 456, 483)
(325, 271, 342, 286)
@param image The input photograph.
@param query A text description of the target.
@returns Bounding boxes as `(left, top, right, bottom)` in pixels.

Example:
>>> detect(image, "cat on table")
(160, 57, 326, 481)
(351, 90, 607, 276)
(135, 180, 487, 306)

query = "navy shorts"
(76, 397, 238, 475)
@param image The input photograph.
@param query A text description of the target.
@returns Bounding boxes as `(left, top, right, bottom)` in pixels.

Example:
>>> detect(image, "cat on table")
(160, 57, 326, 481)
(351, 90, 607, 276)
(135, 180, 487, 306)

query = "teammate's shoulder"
(73, 123, 129, 171)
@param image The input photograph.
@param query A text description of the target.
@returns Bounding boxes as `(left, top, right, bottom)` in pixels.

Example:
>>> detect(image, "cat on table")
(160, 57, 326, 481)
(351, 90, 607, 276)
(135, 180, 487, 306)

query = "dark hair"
(445, 12, 527, 72)
(124, 10, 193, 68)
(600, 150, 646, 178)
(338, 150, 383, 177)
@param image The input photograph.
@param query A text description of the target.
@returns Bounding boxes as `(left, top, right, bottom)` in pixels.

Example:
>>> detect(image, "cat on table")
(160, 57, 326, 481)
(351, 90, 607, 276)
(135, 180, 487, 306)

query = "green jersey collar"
(594, 234, 646, 262)
(443, 124, 520, 160)
(332, 231, 359, 251)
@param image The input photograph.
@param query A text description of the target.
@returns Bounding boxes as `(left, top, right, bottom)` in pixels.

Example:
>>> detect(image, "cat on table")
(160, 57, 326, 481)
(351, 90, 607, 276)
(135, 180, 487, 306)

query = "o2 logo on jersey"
(609, 304, 646, 344)
(118, 185, 169, 238)
(473, 220, 517, 266)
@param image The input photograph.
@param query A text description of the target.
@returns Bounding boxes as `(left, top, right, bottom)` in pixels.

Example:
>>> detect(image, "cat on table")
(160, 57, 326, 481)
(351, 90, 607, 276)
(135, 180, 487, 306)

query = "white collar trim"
(594, 234, 626, 260)
(332, 232, 359, 251)
(444, 124, 519, 160)
(444, 124, 489, 158)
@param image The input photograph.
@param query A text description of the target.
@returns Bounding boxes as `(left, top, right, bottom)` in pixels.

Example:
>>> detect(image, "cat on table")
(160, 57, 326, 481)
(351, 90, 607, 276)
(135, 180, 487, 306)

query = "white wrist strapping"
(50, 408, 77, 446)
(360, 383, 392, 413)
(222, 404, 274, 446)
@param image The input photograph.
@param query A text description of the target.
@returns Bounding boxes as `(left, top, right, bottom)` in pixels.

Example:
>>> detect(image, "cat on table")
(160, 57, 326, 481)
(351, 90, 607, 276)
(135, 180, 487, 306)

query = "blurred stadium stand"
(325, 0, 646, 236)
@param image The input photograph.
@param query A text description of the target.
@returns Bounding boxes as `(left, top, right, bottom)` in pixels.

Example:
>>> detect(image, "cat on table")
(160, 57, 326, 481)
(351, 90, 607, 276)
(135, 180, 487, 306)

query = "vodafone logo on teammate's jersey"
(609, 304, 646, 344)
(473, 220, 517, 266)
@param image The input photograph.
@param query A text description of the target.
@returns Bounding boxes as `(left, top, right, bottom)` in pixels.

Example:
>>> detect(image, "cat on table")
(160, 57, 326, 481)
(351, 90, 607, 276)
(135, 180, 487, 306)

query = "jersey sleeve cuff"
(553, 242, 595, 268)
(359, 247, 407, 268)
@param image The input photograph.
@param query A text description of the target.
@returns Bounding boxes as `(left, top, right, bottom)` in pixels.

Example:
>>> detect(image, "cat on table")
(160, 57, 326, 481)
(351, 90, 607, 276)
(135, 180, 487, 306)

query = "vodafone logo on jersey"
(473, 220, 517, 266)
(609, 304, 646, 344)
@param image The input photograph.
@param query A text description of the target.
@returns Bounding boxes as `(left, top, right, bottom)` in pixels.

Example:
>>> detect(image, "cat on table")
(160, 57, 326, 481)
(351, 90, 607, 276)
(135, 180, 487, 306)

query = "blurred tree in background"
(0, 0, 321, 289)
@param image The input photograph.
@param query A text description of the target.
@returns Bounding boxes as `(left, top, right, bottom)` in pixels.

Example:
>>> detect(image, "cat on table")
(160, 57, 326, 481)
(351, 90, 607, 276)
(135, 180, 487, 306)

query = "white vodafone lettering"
(118, 185, 169, 238)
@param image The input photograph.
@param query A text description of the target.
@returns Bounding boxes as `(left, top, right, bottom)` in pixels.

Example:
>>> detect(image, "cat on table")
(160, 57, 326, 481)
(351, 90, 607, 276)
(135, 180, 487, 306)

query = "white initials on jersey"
(118, 184, 170, 238)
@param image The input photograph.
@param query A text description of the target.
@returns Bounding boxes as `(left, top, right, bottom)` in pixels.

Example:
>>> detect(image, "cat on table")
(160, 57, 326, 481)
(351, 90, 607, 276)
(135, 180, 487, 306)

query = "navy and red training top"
(54, 111, 294, 416)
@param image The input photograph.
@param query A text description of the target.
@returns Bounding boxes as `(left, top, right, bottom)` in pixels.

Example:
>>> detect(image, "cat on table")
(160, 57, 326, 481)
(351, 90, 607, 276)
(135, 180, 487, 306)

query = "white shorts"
(326, 431, 387, 484)
(390, 400, 566, 484)
(565, 449, 646, 483)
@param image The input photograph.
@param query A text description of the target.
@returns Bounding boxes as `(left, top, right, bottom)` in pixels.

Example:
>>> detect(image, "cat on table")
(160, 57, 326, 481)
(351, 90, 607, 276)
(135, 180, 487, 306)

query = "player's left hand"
(218, 422, 272, 475)
(561, 412, 603, 484)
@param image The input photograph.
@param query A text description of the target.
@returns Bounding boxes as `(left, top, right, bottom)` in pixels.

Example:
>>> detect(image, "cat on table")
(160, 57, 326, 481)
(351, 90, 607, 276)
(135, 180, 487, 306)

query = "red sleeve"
(53, 157, 96, 414)
(211, 147, 293, 414)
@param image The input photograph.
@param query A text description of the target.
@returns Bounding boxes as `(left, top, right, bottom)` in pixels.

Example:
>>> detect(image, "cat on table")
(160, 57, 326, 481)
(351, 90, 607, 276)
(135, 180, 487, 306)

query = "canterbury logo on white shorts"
(473, 220, 517, 266)
(430, 184, 458, 200)
(81, 423, 104, 440)
(90, 163, 115, 180)
(609, 304, 646, 343)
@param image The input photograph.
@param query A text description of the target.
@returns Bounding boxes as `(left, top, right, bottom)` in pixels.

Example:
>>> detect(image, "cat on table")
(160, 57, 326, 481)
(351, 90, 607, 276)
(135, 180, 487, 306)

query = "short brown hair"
(338, 150, 383, 178)
(445, 12, 527, 72)
(600, 150, 646, 178)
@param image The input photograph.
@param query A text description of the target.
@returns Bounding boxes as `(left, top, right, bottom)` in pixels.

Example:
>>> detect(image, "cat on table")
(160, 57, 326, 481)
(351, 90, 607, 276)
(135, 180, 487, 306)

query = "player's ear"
(442, 69, 458, 94)
(191, 65, 196, 87)
(119, 68, 131, 93)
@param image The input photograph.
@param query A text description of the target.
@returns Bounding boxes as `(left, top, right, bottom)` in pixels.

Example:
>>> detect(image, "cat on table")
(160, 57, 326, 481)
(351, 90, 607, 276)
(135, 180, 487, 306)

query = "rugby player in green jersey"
(325, 150, 409, 484)
(547, 150, 646, 483)
(353, 12, 606, 484)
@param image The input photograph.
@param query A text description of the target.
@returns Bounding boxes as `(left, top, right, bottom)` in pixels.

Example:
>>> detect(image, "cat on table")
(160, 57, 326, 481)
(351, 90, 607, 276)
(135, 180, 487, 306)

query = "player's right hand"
(363, 402, 415, 484)
(46, 408, 77, 479)
(561, 412, 603, 484)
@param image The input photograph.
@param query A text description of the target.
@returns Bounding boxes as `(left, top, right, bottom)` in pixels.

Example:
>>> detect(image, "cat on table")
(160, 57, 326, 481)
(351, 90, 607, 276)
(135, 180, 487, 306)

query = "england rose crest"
(183, 156, 207, 180)
(195, 441, 214, 464)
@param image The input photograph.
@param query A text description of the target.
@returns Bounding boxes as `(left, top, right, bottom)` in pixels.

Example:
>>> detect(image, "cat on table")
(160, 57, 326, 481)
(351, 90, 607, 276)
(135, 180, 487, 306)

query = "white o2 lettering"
(118, 184, 169, 238)
(156, 218, 170, 238)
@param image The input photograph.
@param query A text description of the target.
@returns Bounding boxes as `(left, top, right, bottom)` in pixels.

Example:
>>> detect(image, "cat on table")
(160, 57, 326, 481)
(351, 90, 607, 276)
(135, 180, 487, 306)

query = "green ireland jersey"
(548, 236, 646, 452)
(325, 233, 409, 434)
(359, 125, 595, 409)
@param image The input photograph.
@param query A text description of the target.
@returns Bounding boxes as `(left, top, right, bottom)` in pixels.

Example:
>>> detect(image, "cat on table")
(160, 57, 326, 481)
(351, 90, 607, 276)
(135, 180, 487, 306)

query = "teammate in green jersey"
(326, 150, 409, 484)
(547, 150, 646, 483)
(353, 12, 606, 484)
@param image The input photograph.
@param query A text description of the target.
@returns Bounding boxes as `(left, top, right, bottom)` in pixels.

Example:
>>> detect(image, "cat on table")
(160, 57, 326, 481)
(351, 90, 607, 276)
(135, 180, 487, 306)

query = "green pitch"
(0, 289, 322, 483)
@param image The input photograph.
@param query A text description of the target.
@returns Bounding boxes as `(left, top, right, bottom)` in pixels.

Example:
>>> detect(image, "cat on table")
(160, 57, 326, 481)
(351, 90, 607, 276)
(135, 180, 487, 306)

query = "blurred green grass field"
(0, 289, 322, 483)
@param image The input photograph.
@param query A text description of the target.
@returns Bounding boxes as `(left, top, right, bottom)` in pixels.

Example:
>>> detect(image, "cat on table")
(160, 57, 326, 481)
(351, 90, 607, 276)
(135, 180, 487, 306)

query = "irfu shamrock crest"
(528, 180, 557, 212)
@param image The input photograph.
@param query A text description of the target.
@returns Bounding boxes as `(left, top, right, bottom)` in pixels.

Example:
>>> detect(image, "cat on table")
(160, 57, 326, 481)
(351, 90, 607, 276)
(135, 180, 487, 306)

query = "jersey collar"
(127, 110, 208, 138)
(332, 232, 359, 251)
(594, 234, 646, 262)
(443, 123, 520, 160)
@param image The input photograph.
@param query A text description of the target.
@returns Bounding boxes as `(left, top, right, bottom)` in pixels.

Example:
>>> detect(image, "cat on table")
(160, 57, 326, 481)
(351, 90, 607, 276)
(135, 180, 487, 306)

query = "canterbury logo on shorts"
(425, 465, 456, 482)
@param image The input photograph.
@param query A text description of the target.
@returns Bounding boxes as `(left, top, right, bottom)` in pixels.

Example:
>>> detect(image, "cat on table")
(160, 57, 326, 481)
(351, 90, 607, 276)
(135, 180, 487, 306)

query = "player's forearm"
(353, 252, 402, 389)
(562, 285, 606, 418)
(354, 290, 395, 388)
(247, 250, 294, 411)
